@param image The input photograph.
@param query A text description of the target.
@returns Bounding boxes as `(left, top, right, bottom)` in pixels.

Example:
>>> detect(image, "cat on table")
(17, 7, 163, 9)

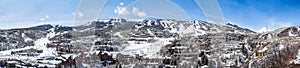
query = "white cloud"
(132, 7, 147, 17)
(40, 15, 50, 21)
(114, 6, 130, 15)
(132, 7, 138, 14)
(137, 11, 146, 17)
(114, 6, 147, 17)
(77, 11, 84, 17)
(45, 15, 49, 19)
(120, 2, 124, 6)
(40, 18, 45, 21)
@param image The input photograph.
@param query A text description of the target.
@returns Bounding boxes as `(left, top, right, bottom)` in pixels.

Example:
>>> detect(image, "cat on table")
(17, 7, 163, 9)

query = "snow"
(113, 32, 125, 38)
(169, 27, 178, 33)
(84, 22, 93, 26)
(0, 46, 34, 55)
(279, 44, 284, 50)
(0, 19, 269, 67)
(73, 28, 77, 31)
(121, 38, 174, 58)
(165, 65, 176, 67)
(147, 29, 155, 36)
(100, 19, 110, 22)
(82, 63, 91, 67)
(80, 27, 93, 32)
(24, 37, 33, 42)
(257, 27, 269, 33)
(288, 30, 296, 36)
(38, 64, 56, 67)
(56, 57, 66, 61)
(111, 18, 122, 23)
(195, 28, 206, 36)
(201, 65, 208, 68)
(87, 45, 95, 57)
(267, 34, 273, 39)
(178, 24, 197, 36)
(34, 37, 49, 49)
(71, 54, 78, 59)
(228, 22, 235, 25)
(171, 46, 188, 49)
(6, 61, 19, 63)
(258, 47, 268, 52)
(146, 20, 152, 26)
(160, 20, 173, 28)
(22, 33, 33, 42)
(134, 24, 144, 29)
(35, 28, 58, 57)
(47, 28, 56, 39)
(290, 50, 300, 64)
(61, 54, 73, 58)
(189, 22, 207, 36)
(39, 60, 62, 64)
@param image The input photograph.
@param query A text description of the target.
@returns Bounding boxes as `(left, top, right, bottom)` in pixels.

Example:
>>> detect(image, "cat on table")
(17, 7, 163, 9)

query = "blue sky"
(0, 0, 299, 31)
(219, 0, 300, 31)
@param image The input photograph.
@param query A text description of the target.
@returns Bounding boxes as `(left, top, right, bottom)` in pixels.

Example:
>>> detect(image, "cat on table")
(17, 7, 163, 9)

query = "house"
(0, 60, 6, 67)
(60, 54, 78, 67)
(163, 57, 177, 67)
(98, 51, 116, 66)
(257, 47, 268, 57)
(6, 60, 19, 67)
(289, 60, 300, 68)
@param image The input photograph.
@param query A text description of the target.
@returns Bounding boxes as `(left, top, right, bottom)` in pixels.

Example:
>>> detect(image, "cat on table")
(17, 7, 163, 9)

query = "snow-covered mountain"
(1, 19, 300, 68)
(0, 28, 47, 51)
(257, 27, 269, 33)
(258, 26, 300, 39)
(0, 19, 257, 54)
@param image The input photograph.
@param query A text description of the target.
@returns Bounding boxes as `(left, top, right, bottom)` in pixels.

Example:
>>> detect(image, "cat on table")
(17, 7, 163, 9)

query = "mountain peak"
(257, 27, 270, 33)
(30, 24, 53, 30)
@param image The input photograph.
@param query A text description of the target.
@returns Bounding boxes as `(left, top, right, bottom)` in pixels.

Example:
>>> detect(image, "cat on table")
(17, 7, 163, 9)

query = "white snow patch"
(0, 46, 34, 55)
(178, 24, 196, 36)
(80, 27, 93, 32)
(289, 30, 296, 36)
(257, 27, 270, 33)
(21, 33, 33, 42)
(279, 44, 284, 50)
(290, 50, 300, 64)
(258, 46, 268, 52)
(35, 28, 58, 57)
(113, 32, 125, 38)
(122, 38, 174, 58)
(147, 29, 155, 36)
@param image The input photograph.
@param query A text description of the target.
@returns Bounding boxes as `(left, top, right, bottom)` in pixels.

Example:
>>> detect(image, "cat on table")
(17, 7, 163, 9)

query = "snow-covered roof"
(71, 54, 78, 59)
(82, 63, 91, 67)
(6, 61, 19, 64)
(56, 57, 66, 61)
(171, 46, 188, 49)
(258, 47, 268, 52)
(39, 60, 62, 64)
(101, 51, 113, 56)
(164, 56, 172, 59)
(61, 54, 78, 59)
(38, 64, 56, 67)
(61, 54, 73, 58)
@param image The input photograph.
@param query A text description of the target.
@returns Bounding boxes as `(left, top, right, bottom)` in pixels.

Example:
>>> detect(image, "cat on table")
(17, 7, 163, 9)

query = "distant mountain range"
(0, 18, 256, 50)
(2, 19, 299, 46)
(1, 19, 300, 67)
